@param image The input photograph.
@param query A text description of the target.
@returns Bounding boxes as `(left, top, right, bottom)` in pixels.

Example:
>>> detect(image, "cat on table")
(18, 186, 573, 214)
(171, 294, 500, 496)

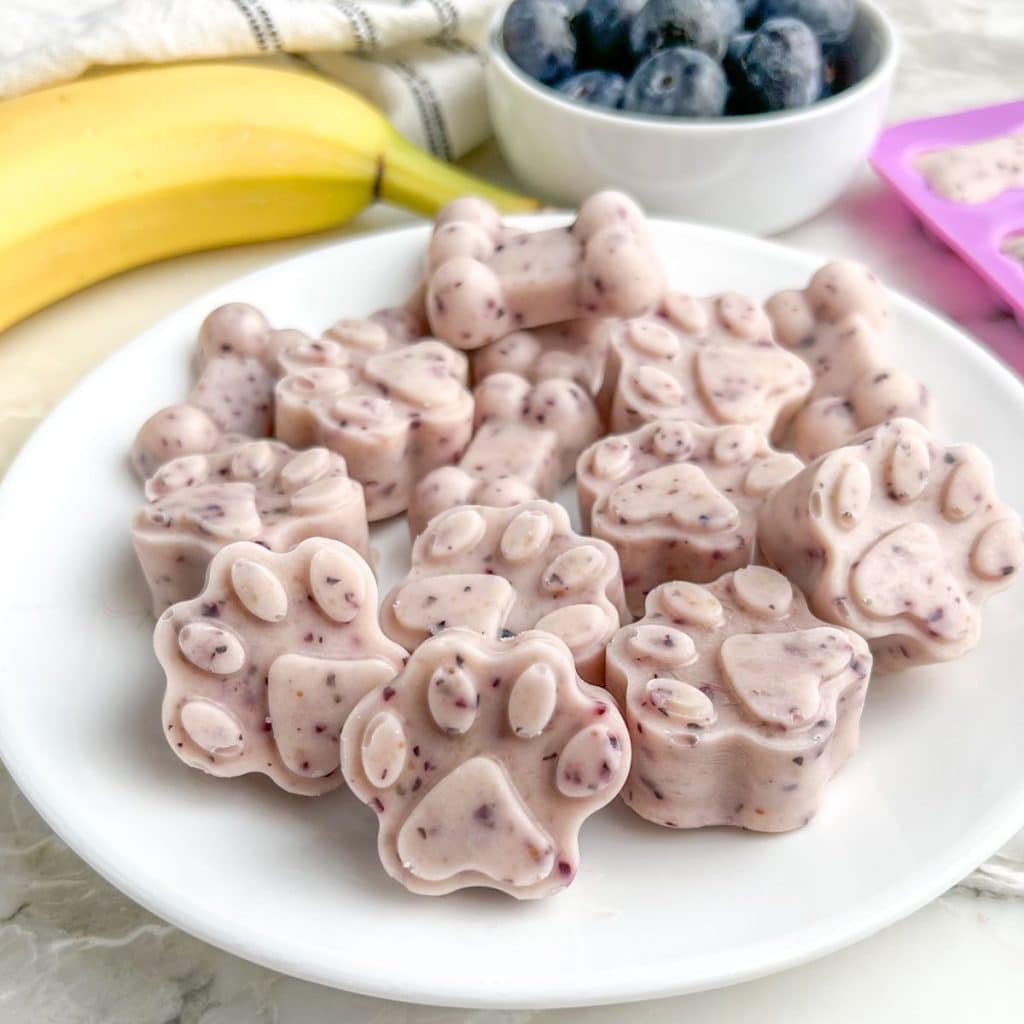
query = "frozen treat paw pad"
(766, 262, 934, 461)
(341, 628, 630, 897)
(275, 335, 473, 521)
(758, 418, 1023, 671)
(608, 290, 811, 438)
(605, 570, 871, 832)
(155, 538, 407, 794)
(577, 419, 803, 615)
(408, 372, 601, 536)
(471, 320, 611, 398)
(384, 499, 628, 684)
(133, 437, 369, 614)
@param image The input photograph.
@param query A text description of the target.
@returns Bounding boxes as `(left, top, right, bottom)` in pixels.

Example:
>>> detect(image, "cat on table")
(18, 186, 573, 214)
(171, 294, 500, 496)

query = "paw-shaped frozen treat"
(471, 319, 612, 399)
(425, 191, 664, 349)
(408, 372, 602, 535)
(275, 340, 474, 520)
(382, 500, 629, 684)
(155, 538, 407, 794)
(605, 570, 872, 832)
(605, 290, 812, 439)
(577, 419, 803, 615)
(133, 437, 369, 614)
(758, 418, 1024, 672)
(766, 261, 934, 461)
(132, 301, 426, 479)
(341, 627, 630, 898)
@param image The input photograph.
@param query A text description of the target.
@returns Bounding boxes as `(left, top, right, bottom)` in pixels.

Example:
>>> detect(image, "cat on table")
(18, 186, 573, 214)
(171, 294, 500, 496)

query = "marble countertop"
(2, 1, 1024, 1019)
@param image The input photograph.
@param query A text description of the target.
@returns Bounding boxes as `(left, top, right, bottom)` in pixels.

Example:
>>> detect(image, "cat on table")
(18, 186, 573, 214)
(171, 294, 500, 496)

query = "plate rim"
(1, 216, 1023, 1009)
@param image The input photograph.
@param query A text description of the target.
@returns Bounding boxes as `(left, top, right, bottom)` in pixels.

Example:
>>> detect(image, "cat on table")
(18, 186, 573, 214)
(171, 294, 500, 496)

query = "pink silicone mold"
(871, 101, 1024, 367)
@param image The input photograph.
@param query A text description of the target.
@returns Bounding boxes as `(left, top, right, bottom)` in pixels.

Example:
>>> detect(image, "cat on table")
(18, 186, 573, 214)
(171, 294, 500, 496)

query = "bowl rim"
(487, 0, 900, 133)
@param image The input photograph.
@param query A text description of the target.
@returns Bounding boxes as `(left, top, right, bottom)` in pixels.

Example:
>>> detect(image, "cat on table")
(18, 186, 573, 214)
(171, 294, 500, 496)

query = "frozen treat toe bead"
(426, 190, 664, 349)
(131, 404, 222, 479)
(605, 571, 872, 832)
(156, 538, 407, 794)
(408, 372, 602, 535)
(341, 627, 629, 898)
(607, 290, 812, 440)
(758, 418, 1024, 671)
(133, 437, 369, 614)
(577, 419, 803, 615)
(766, 262, 935, 460)
(427, 196, 506, 270)
(196, 302, 272, 363)
(275, 339, 473, 520)
(471, 319, 612, 400)
(383, 499, 628, 684)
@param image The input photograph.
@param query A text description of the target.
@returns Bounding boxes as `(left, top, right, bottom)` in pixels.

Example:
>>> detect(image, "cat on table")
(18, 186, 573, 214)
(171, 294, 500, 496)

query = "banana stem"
(379, 129, 539, 217)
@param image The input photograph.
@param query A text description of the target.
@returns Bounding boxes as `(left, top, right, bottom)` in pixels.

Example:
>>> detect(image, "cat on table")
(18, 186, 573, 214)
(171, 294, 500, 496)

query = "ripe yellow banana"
(0, 62, 537, 333)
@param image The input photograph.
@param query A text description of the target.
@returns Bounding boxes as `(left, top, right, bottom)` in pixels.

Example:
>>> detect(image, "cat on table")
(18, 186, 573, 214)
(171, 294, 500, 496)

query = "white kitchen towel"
(0, 0, 503, 158)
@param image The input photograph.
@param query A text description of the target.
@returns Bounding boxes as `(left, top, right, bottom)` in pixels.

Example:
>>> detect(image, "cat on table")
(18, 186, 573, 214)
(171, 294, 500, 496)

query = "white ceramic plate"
(1, 218, 1023, 1010)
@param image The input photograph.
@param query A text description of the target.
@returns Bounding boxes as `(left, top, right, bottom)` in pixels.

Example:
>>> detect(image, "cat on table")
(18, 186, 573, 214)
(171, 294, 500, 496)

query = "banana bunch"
(0, 62, 537, 333)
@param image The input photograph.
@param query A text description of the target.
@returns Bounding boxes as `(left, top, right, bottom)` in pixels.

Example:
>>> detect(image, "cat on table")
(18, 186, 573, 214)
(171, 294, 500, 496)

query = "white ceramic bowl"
(485, 1, 898, 234)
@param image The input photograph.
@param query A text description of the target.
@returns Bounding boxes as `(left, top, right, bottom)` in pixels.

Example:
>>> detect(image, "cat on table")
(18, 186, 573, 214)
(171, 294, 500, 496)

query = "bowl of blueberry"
(487, 0, 898, 233)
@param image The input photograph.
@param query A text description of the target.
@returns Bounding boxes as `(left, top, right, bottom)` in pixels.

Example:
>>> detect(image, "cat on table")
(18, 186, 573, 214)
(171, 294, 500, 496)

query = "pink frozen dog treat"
(132, 301, 426, 479)
(425, 191, 664, 349)
(408, 372, 602, 535)
(606, 290, 812, 439)
(471, 319, 612, 398)
(382, 500, 629, 685)
(766, 261, 934, 461)
(341, 627, 630, 898)
(605, 570, 872, 832)
(133, 437, 369, 614)
(758, 418, 1024, 672)
(577, 419, 803, 615)
(275, 339, 474, 520)
(915, 133, 1024, 205)
(132, 303, 280, 478)
(155, 538, 407, 794)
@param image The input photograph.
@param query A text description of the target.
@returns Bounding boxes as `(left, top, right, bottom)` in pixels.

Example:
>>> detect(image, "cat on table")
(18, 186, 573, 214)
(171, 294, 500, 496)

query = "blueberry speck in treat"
(417, 826, 427, 839)
(382, 686, 396, 702)
(628, 0, 741, 63)
(474, 803, 496, 827)
(558, 860, 573, 876)
(372, 797, 384, 812)
(200, 602, 220, 618)
(792, 755, 804, 765)
(624, 47, 729, 117)
(503, 0, 577, 85)
(558, 69, 628, 108)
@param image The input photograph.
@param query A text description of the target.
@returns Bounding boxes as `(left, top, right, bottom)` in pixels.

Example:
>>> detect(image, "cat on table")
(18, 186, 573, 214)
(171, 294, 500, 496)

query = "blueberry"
(628, 0, 742, 64)
(558, 69, 628, 107)
(503, 0, 577, 85)
(624, 46, 728, 117)
(723, 31, 756, 112)
(737, 0, 761, 22)
(739, 17, 822, 111)
(572, 0, 645, 72)
(821, 41, 857, 97)
(760, 0, 855, 45)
